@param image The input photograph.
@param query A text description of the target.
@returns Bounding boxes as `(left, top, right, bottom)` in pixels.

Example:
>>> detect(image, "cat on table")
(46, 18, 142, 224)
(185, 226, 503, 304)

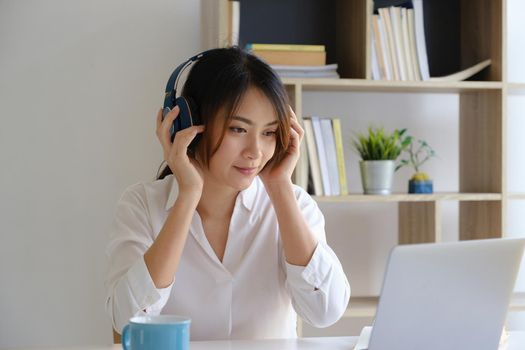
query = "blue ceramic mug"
(122, 315, 191, 350)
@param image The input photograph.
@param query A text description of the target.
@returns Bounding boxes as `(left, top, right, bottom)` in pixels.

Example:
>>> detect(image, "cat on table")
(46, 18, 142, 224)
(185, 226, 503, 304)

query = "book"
(252, 49, 326, 66)
(371, 15, 391, 80)
(274, 71, 339, 79)
(389, 6, 407, 81)
(303, 118, 323, 196)
(246, 43, 325, 52)
(428, 59, 491, 82)
(401, 8, 415, 80)
(227, 1, 240, 46)
(379, 7, 400, 80)
(292, 114, 309, 191)
(271, 64, 340, 79)
(413, 0, 430, 80)
(321, 118, 340, 196)
(311, 116, 331, 196)
(377, 15, 393, 80)
(271, 64, 338, 72)
(407, 9, 422, 80)
(371, 33, 381, 80)
(332, 118, 348, 196)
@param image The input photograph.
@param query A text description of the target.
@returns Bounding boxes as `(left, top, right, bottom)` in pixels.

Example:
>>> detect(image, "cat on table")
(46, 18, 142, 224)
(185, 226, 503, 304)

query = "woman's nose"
(242, 137, 262, 160)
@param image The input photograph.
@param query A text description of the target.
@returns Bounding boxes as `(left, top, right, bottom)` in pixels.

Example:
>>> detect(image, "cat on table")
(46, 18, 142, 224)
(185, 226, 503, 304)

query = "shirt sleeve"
(282, 186, 351, 328)
(104, 184, 174, 333)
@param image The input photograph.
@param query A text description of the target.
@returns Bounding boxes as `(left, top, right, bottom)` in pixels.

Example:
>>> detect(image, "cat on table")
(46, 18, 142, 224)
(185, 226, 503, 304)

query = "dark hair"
(157, 47, 291, 180)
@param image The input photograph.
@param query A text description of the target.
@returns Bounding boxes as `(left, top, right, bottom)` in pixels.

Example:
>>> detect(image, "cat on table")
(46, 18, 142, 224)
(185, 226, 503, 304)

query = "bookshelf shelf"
(507, 83, 525, 94)
(313, 192, 502, 203)
(345, 296, 378, 318)
(508, 193, 525, 200)
(282, 78, 504, 93)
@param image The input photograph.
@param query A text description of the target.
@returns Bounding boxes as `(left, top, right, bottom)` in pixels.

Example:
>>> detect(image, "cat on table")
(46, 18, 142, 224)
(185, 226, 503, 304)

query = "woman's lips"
(234, 166, 258, 175)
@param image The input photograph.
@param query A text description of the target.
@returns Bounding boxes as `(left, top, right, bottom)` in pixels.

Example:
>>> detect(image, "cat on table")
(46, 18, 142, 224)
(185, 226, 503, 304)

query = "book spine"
(390, 6, 407, 81)
(332, 118, 348, 196)
(228, 0, 240, 47)
(413, 0, 430, 80)
(252, 50, 326, 66)
(292, 113, 309, 191)
(303, 118, 324, 196)
(377, 16, 393, 80)
(379, 8, 400, 80)
(320, 118, 340, 196)
(371, 33, 381, 80)
(246, 43, 325, 52)
(311, 116, 332, 196)
(407, 9, 422, 81)
(372, 15, 388, 80)
(401, 8, 414, 80)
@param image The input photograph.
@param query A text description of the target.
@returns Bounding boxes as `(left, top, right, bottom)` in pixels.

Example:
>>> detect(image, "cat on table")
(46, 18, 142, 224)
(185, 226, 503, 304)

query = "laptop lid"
(368, 238, 525, 350)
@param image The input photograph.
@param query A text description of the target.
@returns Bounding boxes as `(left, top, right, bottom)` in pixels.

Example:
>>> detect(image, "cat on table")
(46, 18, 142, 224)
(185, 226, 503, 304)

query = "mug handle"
(121, 325, 131, 350)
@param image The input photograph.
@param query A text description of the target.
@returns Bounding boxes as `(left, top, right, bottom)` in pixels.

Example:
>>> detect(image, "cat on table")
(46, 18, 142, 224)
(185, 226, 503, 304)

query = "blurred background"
(1, 0, 524, 347)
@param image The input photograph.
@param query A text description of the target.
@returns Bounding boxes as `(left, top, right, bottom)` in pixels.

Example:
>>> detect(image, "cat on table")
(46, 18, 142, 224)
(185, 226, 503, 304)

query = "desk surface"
(8, 337, 357, 350)
(8, 332, 525, 350)
(188, 336, 357, 350)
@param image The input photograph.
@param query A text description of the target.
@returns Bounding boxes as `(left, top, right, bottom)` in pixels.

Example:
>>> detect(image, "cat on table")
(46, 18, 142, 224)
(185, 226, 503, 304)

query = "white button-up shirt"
(105, 175, 350, 340)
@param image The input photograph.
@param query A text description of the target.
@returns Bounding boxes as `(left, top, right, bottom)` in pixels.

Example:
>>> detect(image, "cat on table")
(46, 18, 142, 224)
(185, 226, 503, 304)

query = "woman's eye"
(264, 130, 277, 137)
(229, 127, 246, 133)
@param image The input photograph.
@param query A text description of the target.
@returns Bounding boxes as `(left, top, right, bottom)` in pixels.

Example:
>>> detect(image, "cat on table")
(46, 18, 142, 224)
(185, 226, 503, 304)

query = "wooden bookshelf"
(282, 78, 504, 93)
(206, 0, 511, 335)
(313, 192, 502, 203)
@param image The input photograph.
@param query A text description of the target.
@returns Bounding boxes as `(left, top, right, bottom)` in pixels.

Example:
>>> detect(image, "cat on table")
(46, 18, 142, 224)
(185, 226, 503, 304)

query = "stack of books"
(246, 43, 340, 79)
(371, 0, 491, 82)
(370, 1, 429, 81)
(300, 116, 348, 196)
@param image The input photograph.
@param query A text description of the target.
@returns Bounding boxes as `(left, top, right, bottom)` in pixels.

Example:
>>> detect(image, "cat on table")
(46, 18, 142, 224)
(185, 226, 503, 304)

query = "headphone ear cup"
(174, 96, 201, 152)
(175, 96, 192, 131)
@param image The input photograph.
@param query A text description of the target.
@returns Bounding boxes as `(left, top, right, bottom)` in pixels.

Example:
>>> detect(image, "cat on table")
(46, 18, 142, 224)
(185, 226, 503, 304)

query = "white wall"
(1, 0, 524, 347)
(0, 0, 201, 347)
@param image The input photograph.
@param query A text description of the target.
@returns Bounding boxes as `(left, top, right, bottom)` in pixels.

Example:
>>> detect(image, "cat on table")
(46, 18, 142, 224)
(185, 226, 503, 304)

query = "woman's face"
(205, 87, 279, 191)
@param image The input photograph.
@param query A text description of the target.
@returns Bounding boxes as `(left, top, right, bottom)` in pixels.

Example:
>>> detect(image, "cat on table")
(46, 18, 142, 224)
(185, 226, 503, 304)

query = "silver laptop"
(368, 238, 525, 350)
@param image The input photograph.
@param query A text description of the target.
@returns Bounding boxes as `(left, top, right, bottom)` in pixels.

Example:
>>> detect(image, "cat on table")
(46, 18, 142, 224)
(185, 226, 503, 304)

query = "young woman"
(105, 47, 350, 340)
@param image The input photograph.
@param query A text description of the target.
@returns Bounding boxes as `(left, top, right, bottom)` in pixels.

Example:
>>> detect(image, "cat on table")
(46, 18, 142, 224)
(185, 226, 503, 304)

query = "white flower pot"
(359, 160, 395, 195)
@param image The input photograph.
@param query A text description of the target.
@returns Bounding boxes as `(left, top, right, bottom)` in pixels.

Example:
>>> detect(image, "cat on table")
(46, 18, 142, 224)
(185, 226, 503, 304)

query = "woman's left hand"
(260, 106, 304, 188)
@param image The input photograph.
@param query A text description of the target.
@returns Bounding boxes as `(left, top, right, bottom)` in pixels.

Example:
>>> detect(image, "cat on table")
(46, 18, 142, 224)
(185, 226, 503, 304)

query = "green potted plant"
(397, 137, 437, 193)
(352, 126, 411, 194)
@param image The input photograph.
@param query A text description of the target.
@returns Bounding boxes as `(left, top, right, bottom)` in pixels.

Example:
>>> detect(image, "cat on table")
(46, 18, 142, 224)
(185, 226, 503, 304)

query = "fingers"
(288, 122, 301, 151)
(289, 114, 304, 142)
(288, 105, 298, 121)
(156, 108, 163, 129)
(287, 105, 303, 140)
(156, 106, 180, 147)
(172, 125, 205, 156)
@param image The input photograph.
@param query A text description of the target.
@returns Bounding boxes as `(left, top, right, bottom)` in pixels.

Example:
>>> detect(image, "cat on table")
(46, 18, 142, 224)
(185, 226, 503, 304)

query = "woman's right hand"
(156, 106, 205, 195)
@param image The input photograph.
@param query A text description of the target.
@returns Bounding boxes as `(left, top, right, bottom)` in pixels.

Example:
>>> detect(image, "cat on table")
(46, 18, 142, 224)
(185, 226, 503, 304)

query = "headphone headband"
(163, 50, 213, 111)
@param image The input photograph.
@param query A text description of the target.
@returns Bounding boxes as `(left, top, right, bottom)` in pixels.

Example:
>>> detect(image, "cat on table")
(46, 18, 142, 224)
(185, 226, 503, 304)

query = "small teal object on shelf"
(409, 180, 433, 193)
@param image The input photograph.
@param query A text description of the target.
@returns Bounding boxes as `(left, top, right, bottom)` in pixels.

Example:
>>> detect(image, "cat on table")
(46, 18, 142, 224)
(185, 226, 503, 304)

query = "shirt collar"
(239, 176, 258, 211)
(164, 175, 259, 211)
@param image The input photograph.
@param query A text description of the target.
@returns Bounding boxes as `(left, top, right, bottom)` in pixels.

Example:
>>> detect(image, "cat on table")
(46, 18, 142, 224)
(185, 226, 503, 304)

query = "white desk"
(7, 337, 357, 350)
(189, 336, 357, 349)
(8, 332, 525, 350)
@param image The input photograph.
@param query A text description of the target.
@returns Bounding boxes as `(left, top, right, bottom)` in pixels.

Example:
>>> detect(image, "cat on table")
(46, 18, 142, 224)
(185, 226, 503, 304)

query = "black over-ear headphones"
(162, 50, 212, 148)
